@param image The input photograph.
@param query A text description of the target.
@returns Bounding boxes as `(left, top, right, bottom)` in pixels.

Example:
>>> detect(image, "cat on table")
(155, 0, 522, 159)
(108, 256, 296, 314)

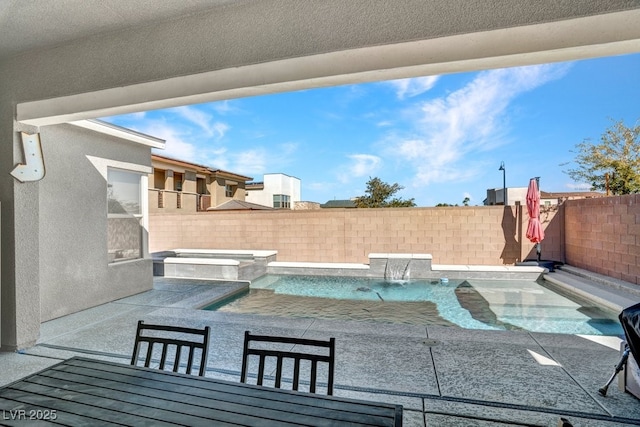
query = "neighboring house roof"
(151, 154, 253, 182)
(207, 200, 274, 211)
(540, 191, 605, 199)
(320, 199, 356, 208)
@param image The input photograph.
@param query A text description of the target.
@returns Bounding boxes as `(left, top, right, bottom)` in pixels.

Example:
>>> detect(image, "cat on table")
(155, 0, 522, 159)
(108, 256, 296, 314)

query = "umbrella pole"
(535, 176, 541, 263)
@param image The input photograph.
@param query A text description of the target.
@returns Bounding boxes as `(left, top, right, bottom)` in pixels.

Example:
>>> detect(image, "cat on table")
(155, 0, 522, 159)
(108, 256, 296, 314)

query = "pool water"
(205, 275, 623, 336)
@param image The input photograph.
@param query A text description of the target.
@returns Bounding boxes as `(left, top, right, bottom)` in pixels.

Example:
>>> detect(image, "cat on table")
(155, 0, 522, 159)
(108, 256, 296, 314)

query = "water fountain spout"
(384, 257, 412, 281)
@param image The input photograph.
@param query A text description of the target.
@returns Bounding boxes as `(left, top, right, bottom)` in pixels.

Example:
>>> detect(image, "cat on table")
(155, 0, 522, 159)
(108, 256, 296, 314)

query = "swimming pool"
(204, 275, 623, 336)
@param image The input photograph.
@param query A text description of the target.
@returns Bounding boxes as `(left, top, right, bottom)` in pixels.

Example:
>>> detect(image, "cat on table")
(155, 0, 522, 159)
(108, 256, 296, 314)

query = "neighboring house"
(151, 154, 252, 213)
(539, 191, 606, 206)
(294, 201, 321, 210)
(245, 173, 301, 210)
(208, 199, 273, 211)
(485, 187, 528, 206)
(321, 199, 357, 208)
(485, 187, 605, 206)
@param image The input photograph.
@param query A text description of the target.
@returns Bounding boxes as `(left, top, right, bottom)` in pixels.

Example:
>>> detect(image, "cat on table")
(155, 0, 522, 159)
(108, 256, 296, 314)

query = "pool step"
(543, 268, 638, 313)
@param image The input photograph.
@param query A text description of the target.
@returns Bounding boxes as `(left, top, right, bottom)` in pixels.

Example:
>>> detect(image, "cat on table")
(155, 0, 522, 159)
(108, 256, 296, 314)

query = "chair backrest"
(240, 331, 335, 395)
(131, 320, 210, 376)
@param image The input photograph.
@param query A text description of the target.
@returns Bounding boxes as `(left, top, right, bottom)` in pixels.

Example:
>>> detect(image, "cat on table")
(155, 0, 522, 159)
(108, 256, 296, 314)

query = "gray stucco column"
(9, 171, 41, 350)
(0, 111, 42, 351)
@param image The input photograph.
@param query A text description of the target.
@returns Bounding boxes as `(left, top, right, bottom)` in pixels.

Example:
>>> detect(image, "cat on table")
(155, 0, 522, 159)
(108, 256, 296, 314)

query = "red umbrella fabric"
(525, 178, 544, 243)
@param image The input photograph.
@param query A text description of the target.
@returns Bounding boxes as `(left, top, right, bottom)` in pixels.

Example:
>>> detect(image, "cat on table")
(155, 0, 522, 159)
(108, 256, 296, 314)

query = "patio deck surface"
(1, 267, 639, 426)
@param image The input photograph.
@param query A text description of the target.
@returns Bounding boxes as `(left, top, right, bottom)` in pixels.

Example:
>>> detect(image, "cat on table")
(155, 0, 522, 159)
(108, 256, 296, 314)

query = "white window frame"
(87, 156, 151, 262)
(225, 184, 234, 198)
(273, 194, 291, 209)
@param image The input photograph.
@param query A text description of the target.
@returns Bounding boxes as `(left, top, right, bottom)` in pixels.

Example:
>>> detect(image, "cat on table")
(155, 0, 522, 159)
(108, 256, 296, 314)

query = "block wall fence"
(149, 203, 563, 267)
(150, 194, 640, 286)
(564, 194, 640, 285)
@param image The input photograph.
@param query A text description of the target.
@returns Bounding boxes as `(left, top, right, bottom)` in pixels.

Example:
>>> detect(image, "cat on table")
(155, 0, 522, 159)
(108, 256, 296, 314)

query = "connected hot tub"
(152, 249, 277, 281)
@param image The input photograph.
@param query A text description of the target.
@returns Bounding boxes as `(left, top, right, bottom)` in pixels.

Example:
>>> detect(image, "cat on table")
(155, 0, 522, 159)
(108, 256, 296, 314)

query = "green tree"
(462, 197, 470, 206)
(354, 177, 416, 208)
(564, 118, 640, 195)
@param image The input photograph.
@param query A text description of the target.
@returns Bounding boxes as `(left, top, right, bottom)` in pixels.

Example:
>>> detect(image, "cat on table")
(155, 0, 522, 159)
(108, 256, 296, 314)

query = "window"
(225, 184, 234, 197)
(197, 177, 208, 195)
(273, 194, 291, 209)
(174, 172, 183, 191)
(153, 168, 165, 190)
(108, 168, 143, 263)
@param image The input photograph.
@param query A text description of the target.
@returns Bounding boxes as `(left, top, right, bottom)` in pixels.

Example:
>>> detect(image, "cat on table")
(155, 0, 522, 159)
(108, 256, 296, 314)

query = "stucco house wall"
(38, 124, 153, 322)
(246, 173, 301, 209)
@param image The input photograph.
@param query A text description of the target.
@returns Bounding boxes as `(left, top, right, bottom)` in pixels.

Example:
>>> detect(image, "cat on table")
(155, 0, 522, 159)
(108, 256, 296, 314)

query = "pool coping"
(266, 261, 546, 280)
(157, 248, 278, 258)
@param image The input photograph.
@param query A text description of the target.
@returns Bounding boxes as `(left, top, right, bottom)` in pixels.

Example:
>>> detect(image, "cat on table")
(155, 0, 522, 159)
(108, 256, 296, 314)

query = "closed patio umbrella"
(525, 178, 544, 261)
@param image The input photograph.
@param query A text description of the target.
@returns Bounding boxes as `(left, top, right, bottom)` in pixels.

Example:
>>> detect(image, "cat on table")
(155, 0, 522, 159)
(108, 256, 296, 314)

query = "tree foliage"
(436, 197, 469, 207)
(354, 177, 416, 208)
(565, 119, 640, 195)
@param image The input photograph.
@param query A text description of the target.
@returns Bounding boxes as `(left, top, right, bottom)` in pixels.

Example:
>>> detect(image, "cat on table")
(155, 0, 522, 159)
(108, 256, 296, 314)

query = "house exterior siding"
(39, 124, 153, 323)
(246, 173, 301, 209)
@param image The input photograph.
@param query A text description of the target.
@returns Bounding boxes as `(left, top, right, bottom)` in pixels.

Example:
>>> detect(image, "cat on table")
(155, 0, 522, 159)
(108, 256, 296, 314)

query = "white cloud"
(226, 142, 299, 176)
(146, 122, 198, 161)
(168, 106, 209, 132)
(307, 181, 332, 191)
(234, 149, 267, 174)
(199, 147, 230, 170)
(211, 122, 230, 139)
(211, 100, 237, 115)
(279, 142, 298, 156)
(385, 64, 571, 187)
(337, 154, 381, 183)
(167, 105, 229, 140)
(388, 76, 439, 99)
(118, 118, 228, 169)
(104, 105, 238, 173)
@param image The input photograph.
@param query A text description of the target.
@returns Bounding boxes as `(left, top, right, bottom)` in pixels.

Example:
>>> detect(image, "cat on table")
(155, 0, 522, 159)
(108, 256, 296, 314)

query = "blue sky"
(104, 52, 640, 206)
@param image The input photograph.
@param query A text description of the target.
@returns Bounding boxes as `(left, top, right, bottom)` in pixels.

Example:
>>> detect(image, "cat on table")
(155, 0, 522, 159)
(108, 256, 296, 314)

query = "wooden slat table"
(0, 356, 402, 426)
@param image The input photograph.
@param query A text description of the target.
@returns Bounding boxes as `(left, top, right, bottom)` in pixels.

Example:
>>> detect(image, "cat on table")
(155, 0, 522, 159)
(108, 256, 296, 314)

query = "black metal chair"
(131, 320, 210, 376)
(240, 331, 335, 395)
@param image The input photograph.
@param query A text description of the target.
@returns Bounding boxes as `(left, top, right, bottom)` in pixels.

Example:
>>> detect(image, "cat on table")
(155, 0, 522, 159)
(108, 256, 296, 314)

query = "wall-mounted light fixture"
(11, 132, 45, 182)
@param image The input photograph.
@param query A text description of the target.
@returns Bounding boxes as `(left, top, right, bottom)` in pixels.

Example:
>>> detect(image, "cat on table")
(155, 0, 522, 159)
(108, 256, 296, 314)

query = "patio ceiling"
(4, 1, 640, 126)
(0, 0, 241, 61)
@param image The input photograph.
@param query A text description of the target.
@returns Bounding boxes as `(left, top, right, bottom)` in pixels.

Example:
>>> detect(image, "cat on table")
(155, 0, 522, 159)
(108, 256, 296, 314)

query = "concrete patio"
(1, 269, 639, 426)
